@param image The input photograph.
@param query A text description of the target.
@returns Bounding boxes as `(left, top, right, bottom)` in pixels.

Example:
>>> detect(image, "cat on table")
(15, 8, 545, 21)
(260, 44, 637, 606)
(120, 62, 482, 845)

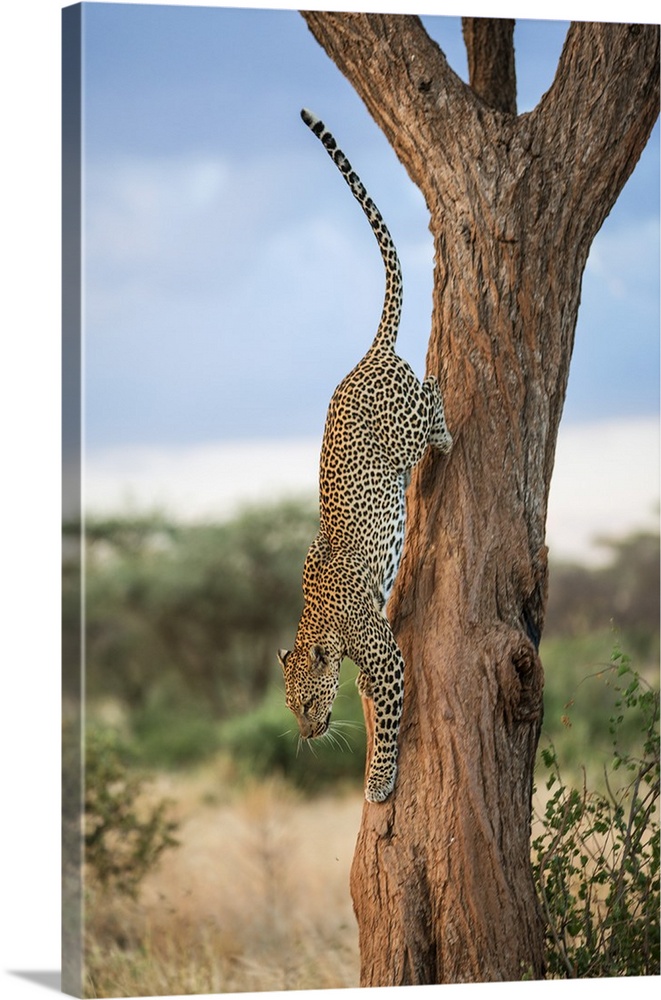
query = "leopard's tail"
(301, 108, 402, 353)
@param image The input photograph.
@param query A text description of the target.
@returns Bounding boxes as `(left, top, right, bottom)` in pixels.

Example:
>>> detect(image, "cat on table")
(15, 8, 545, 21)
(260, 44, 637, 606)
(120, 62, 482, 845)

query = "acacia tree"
(300, 13, 659, 985)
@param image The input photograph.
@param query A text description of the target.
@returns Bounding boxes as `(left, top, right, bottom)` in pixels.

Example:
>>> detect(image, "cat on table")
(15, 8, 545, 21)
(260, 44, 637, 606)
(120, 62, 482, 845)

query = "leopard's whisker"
(322, 729, 344, 750)
(328, 726, 353, 752)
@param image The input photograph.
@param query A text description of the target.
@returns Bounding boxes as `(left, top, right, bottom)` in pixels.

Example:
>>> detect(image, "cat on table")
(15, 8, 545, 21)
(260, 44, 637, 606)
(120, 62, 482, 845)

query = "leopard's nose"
(297, 716, 315, 739)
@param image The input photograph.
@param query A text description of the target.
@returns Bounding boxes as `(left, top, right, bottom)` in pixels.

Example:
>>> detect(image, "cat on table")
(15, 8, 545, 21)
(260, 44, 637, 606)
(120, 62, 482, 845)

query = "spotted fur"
(278, 110, 453, 802)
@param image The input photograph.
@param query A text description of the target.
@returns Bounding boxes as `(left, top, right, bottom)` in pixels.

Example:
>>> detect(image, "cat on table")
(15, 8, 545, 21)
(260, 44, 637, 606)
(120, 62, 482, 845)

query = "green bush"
(128, 701, 222, 770)
(84, 727, 179, 898)
(532, 648, 659, 977)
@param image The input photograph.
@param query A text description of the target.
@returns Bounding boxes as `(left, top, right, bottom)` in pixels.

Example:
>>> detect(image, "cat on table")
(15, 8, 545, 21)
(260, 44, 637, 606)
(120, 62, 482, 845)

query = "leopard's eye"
(302, 698, 316, 715)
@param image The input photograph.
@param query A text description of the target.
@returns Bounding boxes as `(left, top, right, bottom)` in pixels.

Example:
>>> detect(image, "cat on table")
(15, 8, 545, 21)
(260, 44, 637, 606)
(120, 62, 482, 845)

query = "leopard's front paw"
(425, 374, 453, 454)
(365, 764, 397, 803)
(429, 414, 453, 454)
(432, 427, 453, 454)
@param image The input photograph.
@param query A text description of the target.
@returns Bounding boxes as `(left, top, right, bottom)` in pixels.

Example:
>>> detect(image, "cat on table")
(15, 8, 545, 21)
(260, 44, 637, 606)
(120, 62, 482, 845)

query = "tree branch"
(532, 21, 659, 239)
(462, 18, 517, 114)
(300, 11, 479, 202)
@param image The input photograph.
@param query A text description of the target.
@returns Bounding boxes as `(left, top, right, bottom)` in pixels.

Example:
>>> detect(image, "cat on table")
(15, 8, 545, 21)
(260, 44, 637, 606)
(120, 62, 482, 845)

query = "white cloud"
(84, 438, 320, 521)
(547, 416, 659, 564)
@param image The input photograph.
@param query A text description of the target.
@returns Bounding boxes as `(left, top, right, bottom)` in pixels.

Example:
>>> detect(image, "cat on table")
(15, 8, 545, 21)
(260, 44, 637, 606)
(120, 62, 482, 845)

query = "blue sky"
(79, 3, 660, 451)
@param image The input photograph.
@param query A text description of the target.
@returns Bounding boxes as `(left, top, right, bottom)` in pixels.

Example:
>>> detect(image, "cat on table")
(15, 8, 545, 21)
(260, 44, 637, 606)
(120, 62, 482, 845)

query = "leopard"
(278, 109, 453, 803)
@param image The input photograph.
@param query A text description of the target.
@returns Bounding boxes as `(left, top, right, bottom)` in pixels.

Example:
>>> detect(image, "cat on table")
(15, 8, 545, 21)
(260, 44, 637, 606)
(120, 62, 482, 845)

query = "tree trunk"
(301, 12, 659, 985)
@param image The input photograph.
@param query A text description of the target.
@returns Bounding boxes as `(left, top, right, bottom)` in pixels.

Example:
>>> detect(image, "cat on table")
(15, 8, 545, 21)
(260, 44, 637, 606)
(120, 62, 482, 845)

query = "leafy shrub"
(84, 727, 179, 898)
(532, 648, 659, 977)
(539, 632, 656, 779)
(128, 701, 222, 770)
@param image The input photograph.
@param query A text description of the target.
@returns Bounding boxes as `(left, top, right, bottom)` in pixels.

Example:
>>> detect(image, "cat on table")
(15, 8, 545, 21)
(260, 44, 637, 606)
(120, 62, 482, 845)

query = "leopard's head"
(277, 643, 340, 740)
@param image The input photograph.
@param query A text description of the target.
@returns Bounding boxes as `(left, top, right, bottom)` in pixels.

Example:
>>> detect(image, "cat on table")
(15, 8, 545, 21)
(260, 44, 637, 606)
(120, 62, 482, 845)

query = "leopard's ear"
(308, 644, 328, 674)
(277, 649, 290, 671)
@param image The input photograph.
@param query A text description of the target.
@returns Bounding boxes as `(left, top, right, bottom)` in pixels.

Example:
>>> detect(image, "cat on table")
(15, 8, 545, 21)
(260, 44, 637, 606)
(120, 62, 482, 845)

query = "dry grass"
(84, 766, 363, 997)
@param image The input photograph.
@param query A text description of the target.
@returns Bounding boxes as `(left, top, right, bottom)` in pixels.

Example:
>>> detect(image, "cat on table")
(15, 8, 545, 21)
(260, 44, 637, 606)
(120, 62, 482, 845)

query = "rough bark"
(301, 11, 660, 985)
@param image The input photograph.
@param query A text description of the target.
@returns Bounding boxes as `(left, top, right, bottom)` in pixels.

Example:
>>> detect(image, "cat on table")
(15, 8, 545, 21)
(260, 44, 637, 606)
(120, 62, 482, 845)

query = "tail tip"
(300, 107, 319, 130)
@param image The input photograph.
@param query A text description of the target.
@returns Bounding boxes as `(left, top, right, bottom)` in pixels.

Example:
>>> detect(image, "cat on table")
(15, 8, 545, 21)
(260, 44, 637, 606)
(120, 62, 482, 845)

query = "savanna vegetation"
(64, 499, 659, 995)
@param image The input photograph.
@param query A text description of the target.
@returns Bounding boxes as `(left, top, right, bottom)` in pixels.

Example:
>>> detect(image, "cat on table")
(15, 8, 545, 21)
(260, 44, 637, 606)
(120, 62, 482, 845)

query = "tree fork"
(301, 11, 660, 986)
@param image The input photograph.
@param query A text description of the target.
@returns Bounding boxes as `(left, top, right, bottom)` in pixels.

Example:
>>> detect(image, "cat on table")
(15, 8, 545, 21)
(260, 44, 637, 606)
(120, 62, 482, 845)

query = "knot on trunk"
(492, 626, 544, 726)
(510, 640, 544, 722)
